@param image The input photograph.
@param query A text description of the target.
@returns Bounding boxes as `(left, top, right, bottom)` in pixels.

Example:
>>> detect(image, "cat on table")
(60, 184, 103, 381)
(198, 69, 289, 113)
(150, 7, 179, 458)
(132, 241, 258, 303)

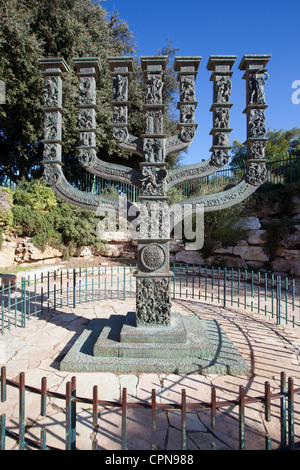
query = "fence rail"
(0, 367, 298, 450)
(0, 263, 300, 450)
(175, 152, 300, 198)
(2, 152, 299, 202)
(1, 263, 299, 335)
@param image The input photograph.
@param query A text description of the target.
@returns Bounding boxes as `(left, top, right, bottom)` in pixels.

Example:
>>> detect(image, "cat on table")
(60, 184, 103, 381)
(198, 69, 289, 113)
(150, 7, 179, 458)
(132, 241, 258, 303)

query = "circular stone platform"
(1, 296, 300, 450)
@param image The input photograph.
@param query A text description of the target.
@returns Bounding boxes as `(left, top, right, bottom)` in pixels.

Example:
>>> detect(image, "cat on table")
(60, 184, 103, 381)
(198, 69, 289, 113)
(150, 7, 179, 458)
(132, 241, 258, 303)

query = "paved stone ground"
(1, 294, 300, 450)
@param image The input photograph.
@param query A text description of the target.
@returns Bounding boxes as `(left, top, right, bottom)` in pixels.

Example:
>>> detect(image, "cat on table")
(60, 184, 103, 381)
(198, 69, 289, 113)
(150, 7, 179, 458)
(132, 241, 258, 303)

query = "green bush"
(262, 216, 295, 260)
(200, 204, 247, 259)
(13, 178, 58, 211)
(0, 179, 108, 259)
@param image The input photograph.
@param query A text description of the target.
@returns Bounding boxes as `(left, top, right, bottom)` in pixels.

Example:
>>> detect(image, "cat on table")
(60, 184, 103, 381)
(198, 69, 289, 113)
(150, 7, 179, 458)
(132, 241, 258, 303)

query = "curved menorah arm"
(110, 132, 143, 157)
(166, 159, 228, 190)
(169, 174, 262, 214)
(43, 163, 138, 222)
(85, 158, 142, 189)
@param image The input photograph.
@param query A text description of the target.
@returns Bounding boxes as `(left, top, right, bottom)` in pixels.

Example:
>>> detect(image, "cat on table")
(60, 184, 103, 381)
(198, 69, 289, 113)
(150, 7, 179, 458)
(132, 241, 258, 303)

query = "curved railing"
(1, 263, 299, 335)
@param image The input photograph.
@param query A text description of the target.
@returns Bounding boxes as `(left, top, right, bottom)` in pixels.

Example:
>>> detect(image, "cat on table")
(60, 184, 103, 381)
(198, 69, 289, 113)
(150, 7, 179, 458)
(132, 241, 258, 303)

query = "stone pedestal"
(60, 312, 249, 375)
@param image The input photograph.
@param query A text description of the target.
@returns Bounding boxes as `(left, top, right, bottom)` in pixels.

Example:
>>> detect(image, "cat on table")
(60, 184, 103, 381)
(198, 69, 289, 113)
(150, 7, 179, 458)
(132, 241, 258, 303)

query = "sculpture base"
(60, 313, 249, 375)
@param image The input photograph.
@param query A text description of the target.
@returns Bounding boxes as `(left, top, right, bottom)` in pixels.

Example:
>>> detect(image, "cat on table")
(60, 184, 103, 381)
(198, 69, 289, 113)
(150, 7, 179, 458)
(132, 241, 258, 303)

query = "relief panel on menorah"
(248, 109, 266, 138)
(138, 242, 169, 274)
(180, 104, 195, 124)
(145, 109, 163, 135)
(213, 132, 230, 147)
(143, 138, 164, 163)
(141, 166, 167, 197)
(213, 107, 230, 129)
(113, 105, 128, 124)
(113, 126, 129, 143)
(78, 77, 96, 106)
(246, 162, 267, 186)
(43, 112, 62, 141)
(78, 147, 97, 168)
(78, 109, 96, 129)
(43, 163, 63, 187)
(138, 200, 170, 239)
(214, 76, 232, 104)
(211, 149, 230, 168)
(43, 142, 62, 162)
(43, 76, 61, 108)
(146, 74, 163, 104)
(180, 126, 196, 143)
(113, 75, 128, 102)
(136, 277, 171, 326)
(79, 131, 96, 147)
(248, 141, 267, 160)
(180, 75, 195, 102)
(249, 73, 267, 105)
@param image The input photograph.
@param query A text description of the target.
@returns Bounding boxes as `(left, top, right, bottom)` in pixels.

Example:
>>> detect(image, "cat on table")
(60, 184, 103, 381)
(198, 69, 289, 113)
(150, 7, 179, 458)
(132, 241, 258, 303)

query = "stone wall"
(172, 194, 300, 278)
(0, 196, 299, 277)
(0, 236, 64, 268)
(0, 232, 137, 269)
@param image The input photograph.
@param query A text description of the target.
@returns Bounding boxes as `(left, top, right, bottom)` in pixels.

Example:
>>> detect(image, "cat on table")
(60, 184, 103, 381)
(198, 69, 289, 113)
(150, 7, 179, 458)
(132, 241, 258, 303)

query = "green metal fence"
(0, 263, 299, 450)
(2, 152, 299, 202)
(0, 263, 299, 336)
(175, 152, 300, 198)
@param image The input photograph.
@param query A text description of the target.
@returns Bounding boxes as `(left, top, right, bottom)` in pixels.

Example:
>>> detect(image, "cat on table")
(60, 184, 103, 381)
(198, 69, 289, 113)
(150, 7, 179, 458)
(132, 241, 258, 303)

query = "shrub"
(2, 179, 108, 258)
(262, 216, 295, 260)
(13, 178, 58, 211)
(200, 204, 247, 259)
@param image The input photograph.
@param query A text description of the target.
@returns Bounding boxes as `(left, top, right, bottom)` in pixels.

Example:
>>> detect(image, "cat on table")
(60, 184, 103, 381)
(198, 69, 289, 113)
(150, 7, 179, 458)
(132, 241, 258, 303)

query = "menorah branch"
(108, 57, 143, 157)
(38, 57, 138, 215)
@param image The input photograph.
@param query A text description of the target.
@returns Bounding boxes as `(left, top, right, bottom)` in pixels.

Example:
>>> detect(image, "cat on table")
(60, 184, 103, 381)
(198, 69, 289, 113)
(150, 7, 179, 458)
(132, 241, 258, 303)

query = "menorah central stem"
(108, 56, 201, 327)
(136, 57, 172, 326)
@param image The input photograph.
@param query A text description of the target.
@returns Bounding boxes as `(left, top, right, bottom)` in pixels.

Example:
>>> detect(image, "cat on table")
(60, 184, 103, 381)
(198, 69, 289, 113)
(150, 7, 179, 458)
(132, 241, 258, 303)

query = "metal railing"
(0, 264, 299, 450)
(0, 263, 299, 336)
(0, 367, 298, 450)
(175, 152, 300, 198)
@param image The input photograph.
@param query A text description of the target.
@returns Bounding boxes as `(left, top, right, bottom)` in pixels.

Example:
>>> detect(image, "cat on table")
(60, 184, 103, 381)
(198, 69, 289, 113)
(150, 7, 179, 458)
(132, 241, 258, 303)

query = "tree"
(265, 128, 300, 158)
(0, 0, 181, 184)
(230, 127, 300, 168)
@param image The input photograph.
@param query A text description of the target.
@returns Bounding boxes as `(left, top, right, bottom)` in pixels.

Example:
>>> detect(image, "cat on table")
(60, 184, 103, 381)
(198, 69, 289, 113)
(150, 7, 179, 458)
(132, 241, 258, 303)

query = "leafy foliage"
(200, 205, 247, 259)
(0, 0, 182, 184)
(230, 127, 300, 168)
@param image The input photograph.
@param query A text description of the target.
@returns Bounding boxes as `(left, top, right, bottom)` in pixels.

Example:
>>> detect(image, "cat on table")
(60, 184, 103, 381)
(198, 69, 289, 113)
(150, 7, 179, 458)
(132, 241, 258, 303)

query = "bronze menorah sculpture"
(39, 54, 270, 373)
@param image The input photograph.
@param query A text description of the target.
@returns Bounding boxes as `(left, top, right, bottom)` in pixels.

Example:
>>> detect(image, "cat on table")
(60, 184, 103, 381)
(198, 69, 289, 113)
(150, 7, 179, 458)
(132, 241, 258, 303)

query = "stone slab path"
(1, 296, 300, 450)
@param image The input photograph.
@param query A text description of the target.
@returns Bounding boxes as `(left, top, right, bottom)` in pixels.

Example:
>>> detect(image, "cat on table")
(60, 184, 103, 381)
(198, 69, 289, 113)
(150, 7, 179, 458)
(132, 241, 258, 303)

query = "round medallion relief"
(141, 244, 166, 271)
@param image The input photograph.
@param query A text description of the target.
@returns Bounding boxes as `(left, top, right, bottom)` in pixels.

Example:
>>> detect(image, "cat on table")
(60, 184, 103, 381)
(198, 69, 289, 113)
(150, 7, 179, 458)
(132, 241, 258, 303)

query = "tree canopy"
(230, 127, 300, 168)
(0, 0, 180, 184)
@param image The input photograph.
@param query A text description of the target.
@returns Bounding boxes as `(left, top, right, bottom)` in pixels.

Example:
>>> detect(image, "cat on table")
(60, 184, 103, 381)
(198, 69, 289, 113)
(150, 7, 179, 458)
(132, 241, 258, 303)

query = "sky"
(102, 0, 300, 165)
